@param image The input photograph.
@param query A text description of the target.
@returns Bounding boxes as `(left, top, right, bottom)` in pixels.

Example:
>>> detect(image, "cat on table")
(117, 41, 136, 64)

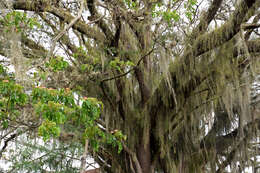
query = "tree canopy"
(0, 0, 259, 172)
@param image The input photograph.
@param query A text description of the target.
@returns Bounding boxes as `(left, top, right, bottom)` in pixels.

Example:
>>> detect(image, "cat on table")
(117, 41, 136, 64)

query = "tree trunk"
(137, 141, 151, 173)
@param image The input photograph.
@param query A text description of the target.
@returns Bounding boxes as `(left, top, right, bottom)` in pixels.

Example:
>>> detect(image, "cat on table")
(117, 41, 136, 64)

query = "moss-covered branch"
(189, 0, 224, 42)
(87, 0, 114, 44)
(184, 0, 258, 62)
(13, 0, 105, 42)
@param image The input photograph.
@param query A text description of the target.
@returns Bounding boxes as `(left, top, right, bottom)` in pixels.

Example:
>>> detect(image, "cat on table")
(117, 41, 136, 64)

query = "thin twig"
(101, 43, 156, 83)
(47, 0, 85, 59)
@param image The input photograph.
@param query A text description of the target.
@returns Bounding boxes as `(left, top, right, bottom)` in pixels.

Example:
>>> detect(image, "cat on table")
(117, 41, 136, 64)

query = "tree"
(0, 0, 259, 172)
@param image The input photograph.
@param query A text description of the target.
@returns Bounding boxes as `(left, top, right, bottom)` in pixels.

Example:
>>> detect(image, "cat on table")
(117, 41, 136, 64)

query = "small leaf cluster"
(124, 0, 137, 9)
(80, 64, 94, 73)
(85, 126, 126, 153)
(0, 64, 7, 76)
(184, 0, 197, 20)
(38, 119, 61, 141)
(151, 0, 197, 25)
(107, 130, 127, 153)
(73, 46, 102, 73)
(152, 3, 180, 26)
(162, 10, 180, 24)
(109, 58, 135, 72)
(81, 98, 126, 153)
(45, 56, 69, 72)
(1, 11, 40, 32)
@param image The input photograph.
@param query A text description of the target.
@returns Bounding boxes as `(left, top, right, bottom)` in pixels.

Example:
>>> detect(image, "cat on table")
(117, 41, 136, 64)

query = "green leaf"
(2, 120, 8, 129)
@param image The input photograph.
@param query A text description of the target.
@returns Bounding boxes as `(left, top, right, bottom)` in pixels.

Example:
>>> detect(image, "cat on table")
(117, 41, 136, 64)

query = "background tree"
(0, 0, 260, 172)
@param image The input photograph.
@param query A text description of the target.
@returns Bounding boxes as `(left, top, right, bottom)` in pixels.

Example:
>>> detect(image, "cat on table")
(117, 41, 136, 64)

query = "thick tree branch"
(134, 67, 150, 105)
(48, 0, 85, 59)
(0, 133, 17, 158)
(122, 143, 143, 173)
(245, 13, 260, 40)
(201, 117, 260, 155)
(87, 0, 113, 43)
(13, 0, 105, 42)
(215, 117, 258, 173)
(183, 0, 258, 64)
(146, 0, 258, 112)
(190, 0, 224, 41)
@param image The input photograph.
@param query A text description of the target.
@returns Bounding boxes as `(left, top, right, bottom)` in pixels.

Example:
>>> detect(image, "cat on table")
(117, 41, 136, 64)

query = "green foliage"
(151, 0, 197, 25)
(162, 10, 180, 24)
(38, 120, 61, 141)
(36, 101, 66, 124)
(151, 3, 180, 26)
(8, 137, 82, 173)
(32, 87, 79, 140)
(80, 63, 93, 72)
(124, 0, 137, 9)
(82, 98, 126, 152)
(73, 46, 102, 72)
(0, 79, 27, 128)
(73, 46, 87, 59)
(32, 87, 74, 106)
(0, 80, 27, 105)
(0, 77, 125, 153)
(106, 130, 126, 153)
(109, 58, 135, 72)
(184, 0, 197, 20)
(85, 126, 126, 153)
(45, 56, 69, 72)
(1, 11, 40, 32)
(0, 64, 7, 75)
(31, 86, 125, 152)
(33, 71, 48, 81)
